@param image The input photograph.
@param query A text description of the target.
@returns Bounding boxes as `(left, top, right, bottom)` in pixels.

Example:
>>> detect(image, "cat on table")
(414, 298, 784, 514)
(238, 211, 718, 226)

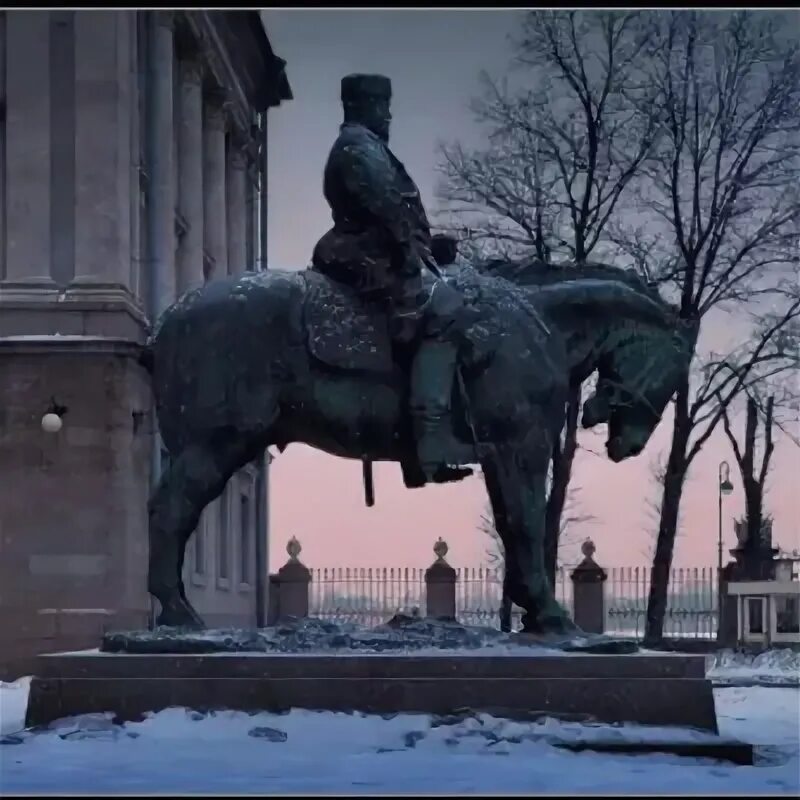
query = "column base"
(0, 282, 148, 341)
(0, 277, 62, 301)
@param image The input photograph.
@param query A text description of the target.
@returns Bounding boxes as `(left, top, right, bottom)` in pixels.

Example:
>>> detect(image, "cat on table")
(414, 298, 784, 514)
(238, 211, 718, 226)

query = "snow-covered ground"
(1, 675, 798, 794)
(708, 648, 800, 687)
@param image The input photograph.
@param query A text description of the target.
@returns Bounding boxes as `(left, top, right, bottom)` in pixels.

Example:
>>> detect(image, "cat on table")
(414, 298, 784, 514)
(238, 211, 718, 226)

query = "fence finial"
(581, 538, 596, 561)
(287, 536, 302, 561)
(433, 537, 449, 563)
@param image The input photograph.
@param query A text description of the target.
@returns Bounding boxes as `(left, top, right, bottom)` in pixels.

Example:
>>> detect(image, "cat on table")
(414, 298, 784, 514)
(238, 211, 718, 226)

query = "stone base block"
(27, 651, 718, 733)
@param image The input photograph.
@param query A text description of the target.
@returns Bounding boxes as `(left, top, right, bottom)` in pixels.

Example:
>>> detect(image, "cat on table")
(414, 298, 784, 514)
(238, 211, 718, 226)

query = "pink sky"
(263, 10, 800, 573)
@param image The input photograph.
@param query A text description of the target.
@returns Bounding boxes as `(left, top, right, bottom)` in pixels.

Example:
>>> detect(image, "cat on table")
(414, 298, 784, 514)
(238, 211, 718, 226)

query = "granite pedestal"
(26, 650, 718, 733)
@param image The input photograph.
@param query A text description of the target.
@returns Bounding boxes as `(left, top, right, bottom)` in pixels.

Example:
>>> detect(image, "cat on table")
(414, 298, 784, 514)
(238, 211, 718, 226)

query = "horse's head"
(472, 256, 700, 462)
(582, 313, 698, 462)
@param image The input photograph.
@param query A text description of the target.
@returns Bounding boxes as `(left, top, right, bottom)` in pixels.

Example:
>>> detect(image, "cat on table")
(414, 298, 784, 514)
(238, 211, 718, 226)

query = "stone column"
(225, 141, 248, 276)
(147, 12, 176, 314)
(176, 55, 205, 294)
(425, 538, 457, 620)
(2, 12, 54, 285)
(245, 168, 256, 269)
(72, 11, 133, 291)
(258, 113, 268, 272)
(202, 90, 227, 280)
(570, 539, 608, 634)
(275, 537, 311, 620)
(0, 12, 7, 282)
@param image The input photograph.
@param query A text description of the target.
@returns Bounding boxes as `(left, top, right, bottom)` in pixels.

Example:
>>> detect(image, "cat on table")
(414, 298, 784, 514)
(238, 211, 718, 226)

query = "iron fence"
(309, 564, 719, 638)
(455, 567, 572, 630)
(310, 567, 426, 628)
(605, 566, 719, 639)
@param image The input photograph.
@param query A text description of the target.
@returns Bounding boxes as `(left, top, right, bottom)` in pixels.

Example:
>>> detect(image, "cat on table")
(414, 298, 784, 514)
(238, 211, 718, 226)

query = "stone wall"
(0, 341, 152, 679)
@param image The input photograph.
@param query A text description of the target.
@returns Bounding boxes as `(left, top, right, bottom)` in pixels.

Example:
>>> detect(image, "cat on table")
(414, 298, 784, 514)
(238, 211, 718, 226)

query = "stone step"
(552, 739, 754, 765)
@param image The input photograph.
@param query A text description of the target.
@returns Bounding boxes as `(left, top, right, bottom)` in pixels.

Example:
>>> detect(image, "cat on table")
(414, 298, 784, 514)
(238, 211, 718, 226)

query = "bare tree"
(723, 394, 775, 564)
(437, 10, 660, 585)
(607, 11, 800, 644)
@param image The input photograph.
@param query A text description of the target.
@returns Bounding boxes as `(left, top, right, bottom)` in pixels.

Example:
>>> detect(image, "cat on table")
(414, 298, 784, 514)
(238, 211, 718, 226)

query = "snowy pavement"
(1, 678, 798, 794)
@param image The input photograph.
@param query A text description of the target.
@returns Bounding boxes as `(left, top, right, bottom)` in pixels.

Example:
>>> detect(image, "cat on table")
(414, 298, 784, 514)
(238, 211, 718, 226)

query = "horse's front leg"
(482, 444, 576, 634)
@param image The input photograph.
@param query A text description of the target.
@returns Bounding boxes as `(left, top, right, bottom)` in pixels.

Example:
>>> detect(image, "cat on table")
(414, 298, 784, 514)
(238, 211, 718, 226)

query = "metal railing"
(310, 567, 426, 628)
(308, 563, 719, 638)
(605, 566, 719, 639)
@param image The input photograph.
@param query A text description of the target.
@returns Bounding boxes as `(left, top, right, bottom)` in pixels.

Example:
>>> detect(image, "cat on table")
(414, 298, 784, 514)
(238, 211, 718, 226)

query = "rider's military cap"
(341, 74, 392, 104)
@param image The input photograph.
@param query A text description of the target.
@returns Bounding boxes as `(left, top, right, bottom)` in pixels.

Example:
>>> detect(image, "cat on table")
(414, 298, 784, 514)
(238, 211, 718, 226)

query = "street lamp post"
(718, 461, 734, 575)
(717, 461, 733, 637)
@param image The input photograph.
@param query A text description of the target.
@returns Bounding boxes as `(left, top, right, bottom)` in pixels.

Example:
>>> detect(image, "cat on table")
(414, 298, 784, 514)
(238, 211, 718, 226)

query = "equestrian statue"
(140, 74, 698, 634)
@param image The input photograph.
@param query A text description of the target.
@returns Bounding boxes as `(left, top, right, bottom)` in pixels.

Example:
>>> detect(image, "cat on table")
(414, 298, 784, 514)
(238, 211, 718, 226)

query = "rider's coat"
(312, 122, 432, 297)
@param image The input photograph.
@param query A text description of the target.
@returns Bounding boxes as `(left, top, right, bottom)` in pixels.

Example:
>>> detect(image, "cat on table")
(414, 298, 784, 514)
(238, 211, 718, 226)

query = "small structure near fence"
(725, 556, 800, 647)
(266, 536, 668, 636)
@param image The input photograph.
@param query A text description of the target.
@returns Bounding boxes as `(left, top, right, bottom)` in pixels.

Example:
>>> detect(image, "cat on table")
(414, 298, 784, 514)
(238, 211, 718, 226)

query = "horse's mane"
(474, 256, 670, 310)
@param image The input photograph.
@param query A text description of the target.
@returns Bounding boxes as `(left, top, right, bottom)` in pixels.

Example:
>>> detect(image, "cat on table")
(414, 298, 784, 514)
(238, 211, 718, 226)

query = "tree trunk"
(744, 395, 774, 555)
(544, 383, 580, 587)
(644, 382, 691, 646)
(723, 394, 775, 578)
(744, 479, 763, 553)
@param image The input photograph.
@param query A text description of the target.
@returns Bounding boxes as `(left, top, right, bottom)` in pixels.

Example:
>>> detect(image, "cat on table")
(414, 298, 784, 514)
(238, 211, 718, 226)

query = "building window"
(203, 250, 215, 283)
(217, 485, 230, 584)
(240, 491, 251, 586)
(747, 597, 765, 634)
(777, 596, 799, 635)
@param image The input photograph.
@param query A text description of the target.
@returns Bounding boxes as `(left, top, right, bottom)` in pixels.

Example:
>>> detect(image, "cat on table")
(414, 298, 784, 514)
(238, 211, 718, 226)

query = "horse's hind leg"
(147, 437, 257, 628)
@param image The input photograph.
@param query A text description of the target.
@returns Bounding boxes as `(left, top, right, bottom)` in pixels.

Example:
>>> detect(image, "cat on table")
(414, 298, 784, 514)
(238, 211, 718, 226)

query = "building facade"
(0, 10, 291, 677)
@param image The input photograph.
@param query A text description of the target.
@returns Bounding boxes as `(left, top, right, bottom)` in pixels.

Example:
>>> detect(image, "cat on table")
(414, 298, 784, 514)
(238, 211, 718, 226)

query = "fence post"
(570, 539, 608, 634)
(425, 538, 457, 620)
(275, 537, 312, 620)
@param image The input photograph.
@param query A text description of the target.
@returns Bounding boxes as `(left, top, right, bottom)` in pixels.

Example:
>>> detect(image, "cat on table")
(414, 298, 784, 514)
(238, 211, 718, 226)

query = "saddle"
(303, 269, 395, 374)
(302, 233, 466, 374)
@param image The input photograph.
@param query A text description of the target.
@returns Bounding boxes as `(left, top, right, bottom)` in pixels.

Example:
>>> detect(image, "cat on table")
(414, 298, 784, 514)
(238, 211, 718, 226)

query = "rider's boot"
(409, 337, 475, 485)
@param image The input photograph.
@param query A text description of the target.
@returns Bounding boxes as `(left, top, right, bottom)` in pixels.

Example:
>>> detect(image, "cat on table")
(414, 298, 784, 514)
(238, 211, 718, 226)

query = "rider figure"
(312, 73, 471, 486)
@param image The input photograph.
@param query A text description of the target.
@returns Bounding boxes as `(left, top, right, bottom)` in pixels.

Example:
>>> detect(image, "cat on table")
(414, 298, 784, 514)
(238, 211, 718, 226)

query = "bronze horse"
(141, 259, 697, 632)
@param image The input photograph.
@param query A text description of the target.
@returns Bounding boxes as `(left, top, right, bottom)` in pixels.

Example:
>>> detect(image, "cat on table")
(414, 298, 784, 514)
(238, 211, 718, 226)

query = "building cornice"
(181, 12, 252, 141)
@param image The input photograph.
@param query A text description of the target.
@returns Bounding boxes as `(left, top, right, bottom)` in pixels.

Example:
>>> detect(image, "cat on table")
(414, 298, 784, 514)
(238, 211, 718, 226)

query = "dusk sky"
(261, 9, 799, 573)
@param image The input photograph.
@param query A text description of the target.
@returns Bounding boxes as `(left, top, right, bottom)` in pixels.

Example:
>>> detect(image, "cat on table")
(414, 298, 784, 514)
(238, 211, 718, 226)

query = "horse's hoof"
(537, 615, 579, 636)
(520, 610, 578, 636)
(156, 615, 205, 630)
(156, 600, 206, 630)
